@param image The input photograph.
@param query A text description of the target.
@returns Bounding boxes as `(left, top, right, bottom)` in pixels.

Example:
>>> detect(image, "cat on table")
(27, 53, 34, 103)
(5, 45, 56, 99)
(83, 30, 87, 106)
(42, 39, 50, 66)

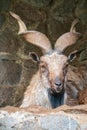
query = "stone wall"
(0, 0, 87, 107)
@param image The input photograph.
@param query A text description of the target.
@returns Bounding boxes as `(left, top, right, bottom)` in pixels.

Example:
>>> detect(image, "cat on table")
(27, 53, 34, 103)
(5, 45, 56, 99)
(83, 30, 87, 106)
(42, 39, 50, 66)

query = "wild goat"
(10, 12, 81, 109)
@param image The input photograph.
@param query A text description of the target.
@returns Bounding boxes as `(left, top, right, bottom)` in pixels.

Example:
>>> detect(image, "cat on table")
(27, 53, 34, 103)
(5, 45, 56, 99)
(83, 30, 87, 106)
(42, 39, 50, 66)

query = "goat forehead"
(41, 52, 67, 66)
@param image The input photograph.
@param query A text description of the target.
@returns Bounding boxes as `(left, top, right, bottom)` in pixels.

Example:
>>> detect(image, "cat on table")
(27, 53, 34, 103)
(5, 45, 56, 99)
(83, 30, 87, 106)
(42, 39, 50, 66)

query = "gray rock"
(0, 105, 87, 130)
(0, 60, 21, 85)
(75, 0, 87, 24)
(22, 0, 52, 7)
(0, 13, 6, 28)
(0, 29, 21, 53)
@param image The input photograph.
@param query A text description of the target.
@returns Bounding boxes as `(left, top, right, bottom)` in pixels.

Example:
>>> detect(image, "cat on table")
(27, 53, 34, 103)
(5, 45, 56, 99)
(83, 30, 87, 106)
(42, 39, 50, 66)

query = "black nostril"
(55, 82, 62, 87)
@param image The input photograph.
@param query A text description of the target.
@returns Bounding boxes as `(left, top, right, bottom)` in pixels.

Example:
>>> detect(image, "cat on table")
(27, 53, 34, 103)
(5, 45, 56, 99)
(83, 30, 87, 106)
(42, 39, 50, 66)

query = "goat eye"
(65, 64, 68, 68)
(40, 65, 47, 72)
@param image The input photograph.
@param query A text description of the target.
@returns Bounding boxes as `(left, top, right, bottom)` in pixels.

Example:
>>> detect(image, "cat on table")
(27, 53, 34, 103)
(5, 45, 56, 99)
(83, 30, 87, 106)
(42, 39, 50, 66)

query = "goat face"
(30, 51, 68, 94)
(40, 52, 68, 93)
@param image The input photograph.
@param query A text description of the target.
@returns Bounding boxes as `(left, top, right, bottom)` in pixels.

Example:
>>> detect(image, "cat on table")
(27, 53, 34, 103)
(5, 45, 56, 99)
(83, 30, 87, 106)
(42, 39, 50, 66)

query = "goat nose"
(55, 82, 62, 87)
(54, 76, 62, 87)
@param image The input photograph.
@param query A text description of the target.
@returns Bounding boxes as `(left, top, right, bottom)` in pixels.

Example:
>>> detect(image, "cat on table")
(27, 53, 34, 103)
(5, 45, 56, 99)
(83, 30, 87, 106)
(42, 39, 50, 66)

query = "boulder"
(0, 105, 87, 130)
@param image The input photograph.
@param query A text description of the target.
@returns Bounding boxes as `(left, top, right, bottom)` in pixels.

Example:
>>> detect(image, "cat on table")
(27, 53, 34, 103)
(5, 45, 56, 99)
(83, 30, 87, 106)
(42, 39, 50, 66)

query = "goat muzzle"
(50, 79, 64, 94)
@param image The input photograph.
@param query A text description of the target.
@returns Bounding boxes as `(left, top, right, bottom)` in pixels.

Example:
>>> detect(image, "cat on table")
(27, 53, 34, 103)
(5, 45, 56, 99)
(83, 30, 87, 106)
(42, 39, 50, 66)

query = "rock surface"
(0, 105, 87, 130)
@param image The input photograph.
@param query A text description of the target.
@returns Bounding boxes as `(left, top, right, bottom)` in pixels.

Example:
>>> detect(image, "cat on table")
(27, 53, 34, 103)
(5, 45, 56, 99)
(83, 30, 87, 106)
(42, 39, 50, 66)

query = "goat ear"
(68, 50, 79, 62)
(29, 52, 40, 63)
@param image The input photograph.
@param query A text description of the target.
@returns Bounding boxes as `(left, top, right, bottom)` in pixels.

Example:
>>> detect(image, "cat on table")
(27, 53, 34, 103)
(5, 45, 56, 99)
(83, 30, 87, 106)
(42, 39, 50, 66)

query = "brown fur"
(20, 52, 68, 108)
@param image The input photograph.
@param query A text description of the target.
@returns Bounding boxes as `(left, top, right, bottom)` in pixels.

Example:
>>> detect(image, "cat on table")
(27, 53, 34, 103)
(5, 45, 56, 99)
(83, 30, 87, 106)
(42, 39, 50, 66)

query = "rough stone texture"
(22, 0, 52, 7)
(0, 0, 87, 107)
(0, 60, 21, 85)
(75, 0, 87, 24)
(0, 0, 87, 129)
(0, 105, 87, 130)
(0, 85, 24, 107)
(0, 29, 22, 53)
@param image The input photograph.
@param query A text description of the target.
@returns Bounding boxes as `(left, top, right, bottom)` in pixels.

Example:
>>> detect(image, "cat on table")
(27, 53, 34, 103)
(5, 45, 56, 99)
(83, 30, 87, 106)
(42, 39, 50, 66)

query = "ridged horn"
(10, 11, 52, 54)
(54, 19, 81, 52)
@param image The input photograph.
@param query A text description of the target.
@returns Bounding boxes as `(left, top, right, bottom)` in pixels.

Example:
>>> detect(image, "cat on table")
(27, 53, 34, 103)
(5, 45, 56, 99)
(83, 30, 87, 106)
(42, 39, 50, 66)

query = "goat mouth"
(50, 85, 64, 94)
(49, 81, 64, 94)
